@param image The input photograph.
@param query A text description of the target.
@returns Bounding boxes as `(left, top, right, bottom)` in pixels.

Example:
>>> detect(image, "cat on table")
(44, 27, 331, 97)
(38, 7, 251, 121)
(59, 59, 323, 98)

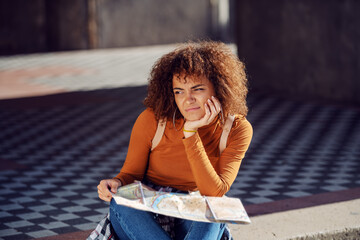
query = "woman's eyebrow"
(173, 84, 205, 90)
(191, 84, 205, 89)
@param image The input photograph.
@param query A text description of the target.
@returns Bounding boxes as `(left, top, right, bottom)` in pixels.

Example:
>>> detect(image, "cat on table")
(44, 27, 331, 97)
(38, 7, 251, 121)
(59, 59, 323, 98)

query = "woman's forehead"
(172, 72, 207, 83)
(172, 73, 213, 88)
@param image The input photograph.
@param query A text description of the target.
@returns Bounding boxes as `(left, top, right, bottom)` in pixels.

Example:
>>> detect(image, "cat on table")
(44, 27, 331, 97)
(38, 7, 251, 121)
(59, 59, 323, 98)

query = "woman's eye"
(174, 91, 182, 94)
(194, 88, 204, 91)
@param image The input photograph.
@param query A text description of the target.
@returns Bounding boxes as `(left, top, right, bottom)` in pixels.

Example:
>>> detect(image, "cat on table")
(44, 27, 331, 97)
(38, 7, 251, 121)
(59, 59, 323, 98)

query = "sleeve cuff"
(182, 132, 206, 158)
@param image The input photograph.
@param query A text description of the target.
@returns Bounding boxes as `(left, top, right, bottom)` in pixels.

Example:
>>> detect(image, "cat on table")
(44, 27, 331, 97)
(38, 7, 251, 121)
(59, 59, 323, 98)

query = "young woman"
(97, 41, 253, 240)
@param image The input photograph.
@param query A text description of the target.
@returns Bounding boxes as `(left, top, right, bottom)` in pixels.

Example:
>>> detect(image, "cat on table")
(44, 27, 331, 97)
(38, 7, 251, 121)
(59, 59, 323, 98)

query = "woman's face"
(172, 73, 216, 121)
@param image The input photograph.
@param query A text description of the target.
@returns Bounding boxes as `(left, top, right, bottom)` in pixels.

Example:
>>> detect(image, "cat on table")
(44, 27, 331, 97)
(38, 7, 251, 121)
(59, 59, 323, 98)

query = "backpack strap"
(151, 119, 166, 151)
(151, 115, 235, 153)
(219, 114, 235, 154)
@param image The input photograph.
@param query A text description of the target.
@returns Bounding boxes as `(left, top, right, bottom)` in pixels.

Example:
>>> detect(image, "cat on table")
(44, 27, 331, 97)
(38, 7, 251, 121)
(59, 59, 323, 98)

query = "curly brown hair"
(144, 41, 249, 121)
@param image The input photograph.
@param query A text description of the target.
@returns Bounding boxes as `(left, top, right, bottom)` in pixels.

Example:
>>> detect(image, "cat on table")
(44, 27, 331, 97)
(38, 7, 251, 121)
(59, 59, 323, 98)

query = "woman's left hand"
(183, 96, 221, 137)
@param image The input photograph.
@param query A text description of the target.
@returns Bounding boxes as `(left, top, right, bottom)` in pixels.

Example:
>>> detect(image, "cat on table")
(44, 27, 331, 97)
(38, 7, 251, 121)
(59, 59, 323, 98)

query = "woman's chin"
(184, 113, 205, 121)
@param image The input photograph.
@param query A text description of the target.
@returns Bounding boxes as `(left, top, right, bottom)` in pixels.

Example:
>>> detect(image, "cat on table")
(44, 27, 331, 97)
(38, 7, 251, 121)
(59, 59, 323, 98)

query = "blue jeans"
(109, 199, 226, 240)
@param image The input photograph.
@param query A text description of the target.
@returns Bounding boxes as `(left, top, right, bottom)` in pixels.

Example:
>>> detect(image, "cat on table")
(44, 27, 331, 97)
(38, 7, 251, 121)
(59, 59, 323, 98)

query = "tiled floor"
(0, 45, 359, 239)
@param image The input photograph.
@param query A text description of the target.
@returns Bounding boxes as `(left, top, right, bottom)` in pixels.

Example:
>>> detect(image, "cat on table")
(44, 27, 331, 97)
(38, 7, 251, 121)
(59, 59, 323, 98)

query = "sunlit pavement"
(0, 45, 359, 240)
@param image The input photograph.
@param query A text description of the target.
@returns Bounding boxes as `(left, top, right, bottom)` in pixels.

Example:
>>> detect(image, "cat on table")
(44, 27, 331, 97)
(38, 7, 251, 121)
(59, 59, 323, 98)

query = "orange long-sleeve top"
(115, 108, 253, 197)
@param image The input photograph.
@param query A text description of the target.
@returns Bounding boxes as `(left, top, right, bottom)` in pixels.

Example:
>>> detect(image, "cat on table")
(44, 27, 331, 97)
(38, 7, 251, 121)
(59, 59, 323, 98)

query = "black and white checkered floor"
(1, 45, 360, 239)
(1, 89, 359, 239)
(0, 87, 148, 239)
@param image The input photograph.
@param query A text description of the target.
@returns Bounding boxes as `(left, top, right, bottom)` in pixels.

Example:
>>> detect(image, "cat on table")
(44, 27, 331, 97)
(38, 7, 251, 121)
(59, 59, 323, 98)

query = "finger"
(208, 98, 221, 116)
(98, 180, 113, 199)
(98, 181, 109, 193)
(203, 103, 212, 122)
(110, 180, 119, 193)
(207, 99, 219, 122)
(98, 186, 111, 198)
(98, 188, 112, 201)
(207, 99, 217, 114)
(99, 193, 111, 202)
(204, 102, 211, 117)
(211, 96, 222, 113)
(101, 197, 111, 202)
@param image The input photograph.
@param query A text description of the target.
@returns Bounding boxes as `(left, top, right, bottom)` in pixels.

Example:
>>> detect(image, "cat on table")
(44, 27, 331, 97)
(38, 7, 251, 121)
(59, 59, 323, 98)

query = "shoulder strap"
(219, 114, 235, 154)
(151, 119, 166, 151)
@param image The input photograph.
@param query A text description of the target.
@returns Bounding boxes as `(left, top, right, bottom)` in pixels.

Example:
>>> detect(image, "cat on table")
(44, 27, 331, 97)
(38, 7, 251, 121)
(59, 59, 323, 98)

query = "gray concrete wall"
(95, 0, 211, 48)
(0, 0, 47, 54)
(45, 0, 89, 51)
(0, 0, 89, 54)
(235, 0, 360, 106)
(0, 0, 218, 54)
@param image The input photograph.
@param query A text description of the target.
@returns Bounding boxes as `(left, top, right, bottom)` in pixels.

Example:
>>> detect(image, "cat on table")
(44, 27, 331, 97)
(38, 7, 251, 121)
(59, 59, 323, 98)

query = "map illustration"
(111, 182, 251, 224)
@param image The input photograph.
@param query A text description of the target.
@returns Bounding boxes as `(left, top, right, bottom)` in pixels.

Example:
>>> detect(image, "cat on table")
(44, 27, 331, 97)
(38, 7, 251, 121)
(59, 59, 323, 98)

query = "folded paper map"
(111, 182, 251, 224)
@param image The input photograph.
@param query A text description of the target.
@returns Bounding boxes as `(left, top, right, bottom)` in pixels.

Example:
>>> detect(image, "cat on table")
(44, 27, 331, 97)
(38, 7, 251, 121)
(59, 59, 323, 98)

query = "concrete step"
(229, 199, 360, 240)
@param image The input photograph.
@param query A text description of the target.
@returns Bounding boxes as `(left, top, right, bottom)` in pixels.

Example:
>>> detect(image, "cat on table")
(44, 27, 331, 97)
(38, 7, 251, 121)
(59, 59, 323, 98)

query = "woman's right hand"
(97, 178, 122, 202)
(183, 96, 222, 138)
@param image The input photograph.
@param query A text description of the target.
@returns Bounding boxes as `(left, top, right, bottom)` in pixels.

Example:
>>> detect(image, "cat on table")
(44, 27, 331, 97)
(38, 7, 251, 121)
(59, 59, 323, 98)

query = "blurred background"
(0, 0, 234, 53)
(1, 0, 360, 106)
(0, 1, 360, 239)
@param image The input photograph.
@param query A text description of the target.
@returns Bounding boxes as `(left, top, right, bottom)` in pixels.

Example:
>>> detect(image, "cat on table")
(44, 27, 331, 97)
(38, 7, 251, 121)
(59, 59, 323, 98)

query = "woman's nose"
(185, 92, 195, 103)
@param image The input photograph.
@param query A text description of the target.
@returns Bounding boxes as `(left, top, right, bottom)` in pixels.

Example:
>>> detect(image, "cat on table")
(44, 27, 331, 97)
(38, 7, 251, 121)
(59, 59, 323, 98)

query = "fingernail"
(212, 96, 215, 99)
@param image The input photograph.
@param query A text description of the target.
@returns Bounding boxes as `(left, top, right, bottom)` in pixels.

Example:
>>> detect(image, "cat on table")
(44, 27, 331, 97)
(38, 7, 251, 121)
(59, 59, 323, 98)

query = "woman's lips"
(185, 107, 201, 112)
